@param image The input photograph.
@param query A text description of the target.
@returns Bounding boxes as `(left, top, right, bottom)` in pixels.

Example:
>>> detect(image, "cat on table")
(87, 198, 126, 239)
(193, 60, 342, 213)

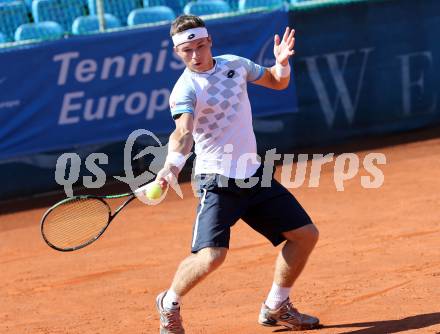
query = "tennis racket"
(40, 182, 160, 252)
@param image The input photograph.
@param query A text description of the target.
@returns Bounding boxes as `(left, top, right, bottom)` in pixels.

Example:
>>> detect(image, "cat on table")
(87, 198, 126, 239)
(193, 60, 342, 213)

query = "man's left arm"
(252, 27, 295, 90)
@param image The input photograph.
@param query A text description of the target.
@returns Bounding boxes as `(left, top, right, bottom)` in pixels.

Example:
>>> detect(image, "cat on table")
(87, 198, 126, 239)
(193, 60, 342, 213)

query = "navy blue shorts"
(191, 166, 313, 253)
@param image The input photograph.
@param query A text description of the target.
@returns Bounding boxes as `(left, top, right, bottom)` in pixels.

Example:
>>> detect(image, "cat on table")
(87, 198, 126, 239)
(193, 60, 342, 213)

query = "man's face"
(174, 36, 213, 72)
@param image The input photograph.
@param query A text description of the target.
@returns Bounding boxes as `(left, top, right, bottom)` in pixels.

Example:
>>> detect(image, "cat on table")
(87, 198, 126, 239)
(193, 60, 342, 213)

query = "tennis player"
(154, 15, 320, 333)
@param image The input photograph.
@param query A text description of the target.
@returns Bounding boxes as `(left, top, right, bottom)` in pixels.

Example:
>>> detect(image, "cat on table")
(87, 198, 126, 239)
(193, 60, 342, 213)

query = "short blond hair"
(170, 15, 206, 37)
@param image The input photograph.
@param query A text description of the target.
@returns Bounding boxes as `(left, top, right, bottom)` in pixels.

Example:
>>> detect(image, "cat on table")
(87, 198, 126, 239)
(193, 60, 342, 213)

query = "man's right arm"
(156, 113, 194, 188)
(168, 112, 194, 155)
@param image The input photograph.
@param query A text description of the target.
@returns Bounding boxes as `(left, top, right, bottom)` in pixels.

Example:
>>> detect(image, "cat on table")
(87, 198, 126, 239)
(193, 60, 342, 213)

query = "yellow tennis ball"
(146, 183, 163, 200)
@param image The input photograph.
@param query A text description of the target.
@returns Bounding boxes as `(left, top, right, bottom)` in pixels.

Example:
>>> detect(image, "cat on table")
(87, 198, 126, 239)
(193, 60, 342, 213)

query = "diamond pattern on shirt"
(207, 86, 220, 95)
(231, 103, 240, 112)
(219, 100, 230, 110)
(206, 96, 220, 106)
(227, 114, 237, 122)
(207, 75, 221, 85)
(221, 89, 234, 99)
(220, 79, 238, 89)
(198, 116, 209, 124)
(214, 112, 225, 120)
(201, 108, 215, 114)
(195, 60, 246, 142)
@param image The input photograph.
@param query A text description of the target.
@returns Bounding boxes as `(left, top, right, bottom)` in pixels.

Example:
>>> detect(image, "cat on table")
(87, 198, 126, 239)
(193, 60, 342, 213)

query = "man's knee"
(196, 247, 228, 270)
(283, 224, 319, 246)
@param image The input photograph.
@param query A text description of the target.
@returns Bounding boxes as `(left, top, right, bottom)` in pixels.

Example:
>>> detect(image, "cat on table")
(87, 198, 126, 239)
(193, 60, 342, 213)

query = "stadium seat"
(32, 0, 88, 32)
(238, 0, 285, 11)
(0, 31, 6, 43)
(183, 0, 230, 16)
(144, 0, 189, 16)
(72, 13, 121, 35)
(127, 6, 175, 26)
(1, 0, 33, 14)
(198, 0, 239, 11)
(14, 21, 64, 41)
(88, 0, 141, 26)
(225, 0, 239, 11)
(0, 1, 30, 42)
(24, 0, 32, 10)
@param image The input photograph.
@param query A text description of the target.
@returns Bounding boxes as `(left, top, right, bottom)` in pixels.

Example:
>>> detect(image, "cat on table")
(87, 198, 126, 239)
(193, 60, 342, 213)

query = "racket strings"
(42, 198, 110, 249)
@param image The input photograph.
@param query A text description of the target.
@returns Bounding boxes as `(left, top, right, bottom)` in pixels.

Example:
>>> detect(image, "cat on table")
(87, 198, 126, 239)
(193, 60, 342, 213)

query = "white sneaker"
(156, 291, 185, 334)
(258, 298, 320, 330)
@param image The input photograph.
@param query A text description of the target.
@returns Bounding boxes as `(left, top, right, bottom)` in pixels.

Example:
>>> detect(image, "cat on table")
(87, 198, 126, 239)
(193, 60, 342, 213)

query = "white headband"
(172, 27, 209, 46)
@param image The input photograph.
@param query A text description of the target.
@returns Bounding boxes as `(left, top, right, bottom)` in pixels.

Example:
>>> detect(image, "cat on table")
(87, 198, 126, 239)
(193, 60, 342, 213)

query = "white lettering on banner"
(398, 51, 438, 116)
(128, 52, 153, 76)
(52, 40, 184, 86)
(146, 89, 169, 119)
(0, 100, 20, 109)
(125, 92, 148, 115)
(156, 40, 169, 72)
(75, 59, 97, 82)
(101, 56, 125, 80)
(53, 52, 80, 85)
(170, 52, 186, 70)
(84, 96, 107, 121)
(58, 89, 170, 125)
(303, 48, 374, 127)
(107, 94, 126, 118)
(59, 91, 84, 124)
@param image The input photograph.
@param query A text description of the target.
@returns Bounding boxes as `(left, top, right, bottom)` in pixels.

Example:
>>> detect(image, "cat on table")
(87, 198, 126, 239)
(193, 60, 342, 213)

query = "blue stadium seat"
(183, 0, 230, 16)
(238, 0, 285, 10)
(0, 1, 30, 41)
(14, 21, 64, 41)
(24, 0, 32, 12)
(32, 0, 88, 32)
(144, 0, 189, 16)
(196, 0, 240, 11)
(143, 0, 164, 5)
(0, 31, 6, 43)
(127, 6, 175, 26)
(88, 0, 141, 26)
(72, 14, 121, 35)
(1, 0, 33, 14)
(224, 0, 239, 11)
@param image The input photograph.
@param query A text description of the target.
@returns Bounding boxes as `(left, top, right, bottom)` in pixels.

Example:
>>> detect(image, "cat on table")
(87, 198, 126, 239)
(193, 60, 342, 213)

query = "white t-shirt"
(169, 54, 265, 179)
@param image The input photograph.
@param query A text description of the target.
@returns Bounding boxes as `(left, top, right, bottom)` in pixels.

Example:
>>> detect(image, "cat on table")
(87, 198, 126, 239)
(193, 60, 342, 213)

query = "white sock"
(265, 282, 291, 310)
(163, 289, 181, 310)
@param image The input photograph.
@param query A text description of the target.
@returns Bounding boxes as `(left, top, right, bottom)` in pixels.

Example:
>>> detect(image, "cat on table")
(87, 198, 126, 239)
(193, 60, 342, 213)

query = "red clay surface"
(1, 135, 440, 334)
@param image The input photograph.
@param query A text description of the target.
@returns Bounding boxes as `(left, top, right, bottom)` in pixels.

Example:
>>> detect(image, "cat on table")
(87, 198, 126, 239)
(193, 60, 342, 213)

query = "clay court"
(1, 129, 440, 334)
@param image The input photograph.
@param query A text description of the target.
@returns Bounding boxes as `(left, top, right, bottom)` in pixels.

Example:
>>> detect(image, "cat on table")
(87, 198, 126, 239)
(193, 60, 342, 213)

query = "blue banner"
(288, 0, 440, 147)
(0, 10, 294, 161)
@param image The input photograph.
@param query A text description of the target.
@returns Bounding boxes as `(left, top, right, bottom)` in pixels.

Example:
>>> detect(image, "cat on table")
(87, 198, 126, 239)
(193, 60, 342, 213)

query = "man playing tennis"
(154, 15, 320, 333)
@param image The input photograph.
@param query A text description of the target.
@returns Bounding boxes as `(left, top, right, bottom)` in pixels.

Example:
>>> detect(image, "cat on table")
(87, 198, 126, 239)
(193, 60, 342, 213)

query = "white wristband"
(275, 61, 291, 78)
(165, 152, 186, 170)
